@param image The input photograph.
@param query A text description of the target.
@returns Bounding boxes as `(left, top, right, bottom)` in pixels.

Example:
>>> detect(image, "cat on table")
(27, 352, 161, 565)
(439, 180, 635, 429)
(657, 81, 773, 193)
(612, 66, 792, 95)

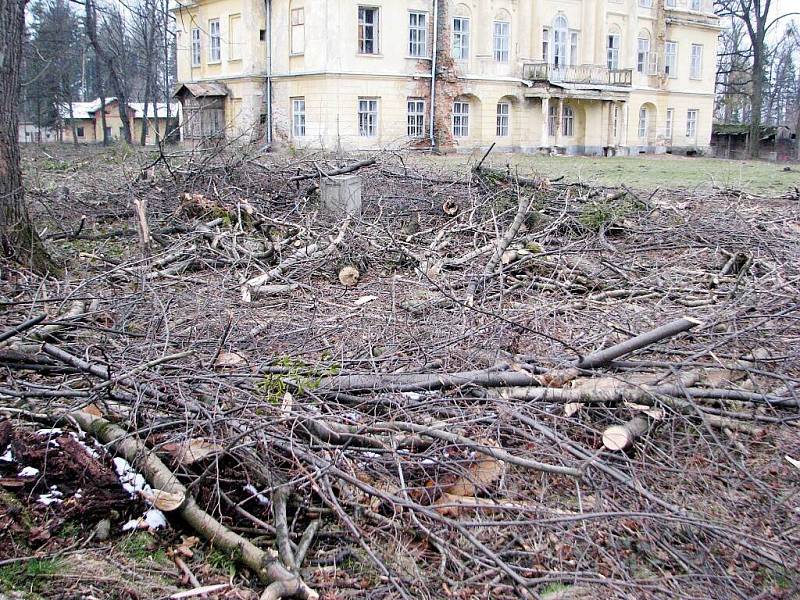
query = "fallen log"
(69, 411, 317, 600)
(602, 415, 652, 451)
(288, 158, 376, 182)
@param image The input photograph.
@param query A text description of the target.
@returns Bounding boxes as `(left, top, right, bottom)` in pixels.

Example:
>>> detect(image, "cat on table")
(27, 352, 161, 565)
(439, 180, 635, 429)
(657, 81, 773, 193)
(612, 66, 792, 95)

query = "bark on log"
(69, 411, 317, 600)
(289, 158, 376, 182)
(575, 317, 703, 370)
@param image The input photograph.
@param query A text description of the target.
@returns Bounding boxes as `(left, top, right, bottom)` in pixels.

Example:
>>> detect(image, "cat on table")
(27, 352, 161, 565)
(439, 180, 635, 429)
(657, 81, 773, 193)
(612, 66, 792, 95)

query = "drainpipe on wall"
(264, 0, 273, 148)
(429, 0, 439, 149)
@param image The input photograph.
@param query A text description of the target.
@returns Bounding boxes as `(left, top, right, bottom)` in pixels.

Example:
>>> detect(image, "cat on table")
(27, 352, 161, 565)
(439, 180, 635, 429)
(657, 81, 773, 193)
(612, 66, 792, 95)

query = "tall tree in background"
(1, 0, 56, 273)
(85, 0, 133, 144)
(716, 0, 799, 158)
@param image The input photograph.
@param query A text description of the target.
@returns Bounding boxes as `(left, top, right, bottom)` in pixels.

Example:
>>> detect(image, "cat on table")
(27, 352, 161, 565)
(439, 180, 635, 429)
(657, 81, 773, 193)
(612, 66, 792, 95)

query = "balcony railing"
(523, 63, 632, 87)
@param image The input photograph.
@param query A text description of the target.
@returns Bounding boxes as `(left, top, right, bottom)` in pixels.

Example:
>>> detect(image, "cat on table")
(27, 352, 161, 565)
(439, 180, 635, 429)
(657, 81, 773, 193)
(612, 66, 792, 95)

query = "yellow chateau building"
(172, 0, 720, 155)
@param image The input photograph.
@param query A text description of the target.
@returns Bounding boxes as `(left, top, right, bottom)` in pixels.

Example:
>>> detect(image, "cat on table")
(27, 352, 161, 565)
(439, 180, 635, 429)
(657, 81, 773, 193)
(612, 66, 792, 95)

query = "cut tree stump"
(602, 415, 651, 451)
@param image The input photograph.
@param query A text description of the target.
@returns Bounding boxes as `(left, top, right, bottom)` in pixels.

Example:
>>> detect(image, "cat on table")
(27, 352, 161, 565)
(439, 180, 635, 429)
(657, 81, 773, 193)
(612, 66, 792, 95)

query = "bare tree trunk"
(65, 77, 79, 147)
(0, 0, 56, 274)
(85, 0, 132, 145)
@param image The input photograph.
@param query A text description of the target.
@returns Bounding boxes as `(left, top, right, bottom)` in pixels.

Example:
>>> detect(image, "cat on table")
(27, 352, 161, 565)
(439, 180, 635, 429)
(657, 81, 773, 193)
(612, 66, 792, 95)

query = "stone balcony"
(523, 63, 633, 88)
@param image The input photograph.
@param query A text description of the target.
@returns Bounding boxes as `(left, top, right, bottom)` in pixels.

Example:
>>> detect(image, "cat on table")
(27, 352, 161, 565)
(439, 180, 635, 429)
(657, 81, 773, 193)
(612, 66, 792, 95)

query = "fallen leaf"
(354, 295, 378, 306)
(162, 438, 224, 465)
(214, 351, 246, 368)
(142, 488, 185, 512)
(445, 439, 505, 496)
(82, 403, 103, 417)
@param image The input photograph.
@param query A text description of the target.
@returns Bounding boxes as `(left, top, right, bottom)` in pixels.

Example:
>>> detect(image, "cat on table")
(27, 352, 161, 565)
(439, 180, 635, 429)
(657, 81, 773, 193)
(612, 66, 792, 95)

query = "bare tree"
(85, 0, 133, 144)
(716, 0, 800, 158)
(1, 0, 56, 273)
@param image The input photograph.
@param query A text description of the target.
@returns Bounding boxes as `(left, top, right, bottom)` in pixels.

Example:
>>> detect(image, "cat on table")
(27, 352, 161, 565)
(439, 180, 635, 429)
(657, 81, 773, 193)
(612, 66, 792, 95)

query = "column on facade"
(626, 0, 639, 72)
(620, 100, 629, 149)
(595, 0, 608, 67)
(540, 96, 550, 149)
(533, 0, 544, 62)
(555, 97, 563, 147)
(607, 101, 614, 149)
(581, 0, 595, 65)
(519, 0, 532, 59)
(477, 1, 491, 59)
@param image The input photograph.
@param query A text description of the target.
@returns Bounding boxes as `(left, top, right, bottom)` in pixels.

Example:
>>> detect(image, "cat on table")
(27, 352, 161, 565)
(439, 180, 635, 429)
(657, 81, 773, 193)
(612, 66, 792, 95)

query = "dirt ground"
(1, 142, 799, 599)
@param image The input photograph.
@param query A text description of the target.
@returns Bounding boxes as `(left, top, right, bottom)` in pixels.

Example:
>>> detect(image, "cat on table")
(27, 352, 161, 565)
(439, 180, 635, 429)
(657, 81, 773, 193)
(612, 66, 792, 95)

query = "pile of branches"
(1, 146, 799, 599)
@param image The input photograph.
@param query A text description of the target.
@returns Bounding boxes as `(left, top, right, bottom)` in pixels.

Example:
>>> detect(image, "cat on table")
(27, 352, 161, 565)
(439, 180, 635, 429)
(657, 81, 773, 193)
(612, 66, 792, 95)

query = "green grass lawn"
(426, 151, 800, 196)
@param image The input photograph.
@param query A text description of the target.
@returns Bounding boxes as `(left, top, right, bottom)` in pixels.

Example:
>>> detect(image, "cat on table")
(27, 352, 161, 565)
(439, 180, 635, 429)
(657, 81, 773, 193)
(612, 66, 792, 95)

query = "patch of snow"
(17, 466, 40, 477)
(113, 456, 149, 496)
(38, 486, 64, 506)
(243, 484, 270, 505)
(0, 446, 12, 462)
(77, 439, 100, 459)
(36, 428, 63, 436)
(401, 392, 422, 401)
(122, 508, 167, 531)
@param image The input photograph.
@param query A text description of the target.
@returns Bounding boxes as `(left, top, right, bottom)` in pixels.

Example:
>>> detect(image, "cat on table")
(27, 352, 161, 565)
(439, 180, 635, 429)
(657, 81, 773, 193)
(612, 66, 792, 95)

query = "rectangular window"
(666, 0, 677, 7)
(453, 101, 469, 138)
(76, 126, 84, 137)
(496, 102, 509, 137)
(229, 14, 242, 60)
(562, 107, 574, 137)
(638, 107, 648, 138)
(637, 37, 650, 74)
(666, 108, 674, 139)
(407, 99, 425, 137)
(542, 28, 550, 62)
(191, 28, 201, 67)
(690, 44, 703, 78)
(569, 32, 578, 66)
(493, 21, 510, 63)
(452, 17, 470, 60)
(664, 41, 677, 76)
(613, 106, 619, 139)
(409, 11, 427, 57)
(547, 105, 557, 136)
(690, 0, 701, 10)
(291, 8, 305, 54)
(209, 19, 221, 62)
(607, 34, 620, 70)
(358, 98, 378, 137)
(358, 7, 379, 54)
(292, 98, 306, 137)
(686, 109, 698, 137)
(639, 0, 653, 6)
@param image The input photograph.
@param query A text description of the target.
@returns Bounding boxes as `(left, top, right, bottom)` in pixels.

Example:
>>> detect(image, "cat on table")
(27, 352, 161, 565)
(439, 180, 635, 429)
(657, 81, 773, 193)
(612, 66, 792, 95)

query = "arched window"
(637, 31, 652, 74)
(452, 4, 471, 60)
(493, 10, 511, 63)
(562, 105, 574, 137)
(553, 15, 568, 67)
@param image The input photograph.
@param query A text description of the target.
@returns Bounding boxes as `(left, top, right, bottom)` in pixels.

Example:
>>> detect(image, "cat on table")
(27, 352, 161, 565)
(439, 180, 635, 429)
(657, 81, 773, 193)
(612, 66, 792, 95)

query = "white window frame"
(291, 7, 305, 55)
(493, 21, 510, 63)
(408, 11, 427, 57)
(542, 28, 550, 62)
(452, 17, 470, 60)
(666, 0, 677, 7)
(191, 28, 201, 67)
(640, 0, 653, 7)
(496, 102, 509, 137)
(690, 44, 703, 79)
(637, 37, 651, 74)
(292, 98, 306, 137)
(358, 6, 379, 55)
(607, 34, 620, 70)
(638, 107, 648, 139)
(562, 105, 574, 137)
(547, 105, 557, 136)
(358, 98, 378, 137)
(666, 108, 674, 139)
(686, 109, 698, 138)
(553, 16, 568, 67)
(690, 0, 702, 10)
(209, 19, 221, 63)
(569, 31, 579, 66)
(453, 101, 469, 138)
(664, 41, 678, 77)
(407, 99, 425, 138)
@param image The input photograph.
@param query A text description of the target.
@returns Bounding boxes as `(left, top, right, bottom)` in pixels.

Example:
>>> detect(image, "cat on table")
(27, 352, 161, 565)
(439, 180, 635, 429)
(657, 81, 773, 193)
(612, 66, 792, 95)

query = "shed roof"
(172, 82, 230, 98)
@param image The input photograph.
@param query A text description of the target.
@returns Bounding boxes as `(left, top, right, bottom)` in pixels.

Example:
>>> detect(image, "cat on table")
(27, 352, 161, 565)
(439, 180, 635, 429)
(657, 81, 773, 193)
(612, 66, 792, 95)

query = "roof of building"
(59, 98, 179, 120)
(172, 82, 230, 98)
